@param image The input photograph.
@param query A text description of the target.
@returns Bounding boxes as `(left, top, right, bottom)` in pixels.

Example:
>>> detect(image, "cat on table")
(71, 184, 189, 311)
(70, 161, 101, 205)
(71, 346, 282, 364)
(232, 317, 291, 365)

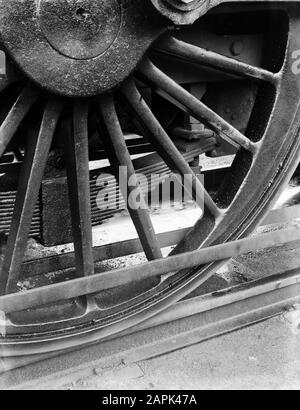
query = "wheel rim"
(1, 3, 300, 356)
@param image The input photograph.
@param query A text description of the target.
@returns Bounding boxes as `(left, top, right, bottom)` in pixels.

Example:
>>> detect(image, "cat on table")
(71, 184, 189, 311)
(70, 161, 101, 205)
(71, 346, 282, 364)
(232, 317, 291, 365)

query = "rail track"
(3, 271, 300, 388)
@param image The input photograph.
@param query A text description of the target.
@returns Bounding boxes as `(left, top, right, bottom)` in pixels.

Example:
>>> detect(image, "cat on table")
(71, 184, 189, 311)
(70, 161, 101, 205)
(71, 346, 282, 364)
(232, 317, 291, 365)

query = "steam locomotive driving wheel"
(1, 0, 300, 356)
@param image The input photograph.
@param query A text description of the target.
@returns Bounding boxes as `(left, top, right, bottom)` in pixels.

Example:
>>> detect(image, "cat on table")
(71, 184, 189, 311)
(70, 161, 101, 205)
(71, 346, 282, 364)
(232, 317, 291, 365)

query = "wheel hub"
(0, 0, 165, 97)
(39, 0, 121, 60)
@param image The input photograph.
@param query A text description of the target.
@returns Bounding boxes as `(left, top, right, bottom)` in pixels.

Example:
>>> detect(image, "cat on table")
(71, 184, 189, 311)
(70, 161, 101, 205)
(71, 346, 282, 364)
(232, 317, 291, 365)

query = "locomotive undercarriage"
(1, 0, 300, 357)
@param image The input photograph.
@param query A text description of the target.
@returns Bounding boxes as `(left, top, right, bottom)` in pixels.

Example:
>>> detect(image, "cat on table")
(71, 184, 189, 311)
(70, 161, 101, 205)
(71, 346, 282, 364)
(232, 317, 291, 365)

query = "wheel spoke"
(156, 36, 278, 85)
(0, 99, 63, 295)
(64, 102, 95, 278)
(122, 78, 221, 218)
(138, 59, 257, 153)
(96, 94, 162, 261)
(0, 85, 39, 157)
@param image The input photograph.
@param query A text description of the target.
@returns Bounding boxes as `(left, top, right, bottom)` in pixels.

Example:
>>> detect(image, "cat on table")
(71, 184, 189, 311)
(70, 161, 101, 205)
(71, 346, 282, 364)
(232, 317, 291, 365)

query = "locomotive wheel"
(1, 2, 300, 356)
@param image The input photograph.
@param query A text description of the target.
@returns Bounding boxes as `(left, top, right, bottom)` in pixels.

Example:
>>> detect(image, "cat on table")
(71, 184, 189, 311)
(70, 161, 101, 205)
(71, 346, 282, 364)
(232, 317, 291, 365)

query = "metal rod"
(21, 227, 190, 277)
(1, 227, 300, 314)
(2, 268, 300, 373)
(64, 102, 94, 278)
(0, 99, 63, 295)
(97, 94, 162, 261)
(157, 36, 278, 85)
(0, 85, 39, 157)
(138, 59, 257, 153)
(123, 79, 221, 217)
(20, 203, 300, 277)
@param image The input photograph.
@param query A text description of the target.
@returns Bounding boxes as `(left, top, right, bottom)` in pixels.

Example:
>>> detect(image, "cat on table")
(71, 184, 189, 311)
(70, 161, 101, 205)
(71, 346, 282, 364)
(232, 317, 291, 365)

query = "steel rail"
(20, 227, 191, 277)
(0, 227, 300, 314)
(18, 203, 300, 278)
(2, 267, 300, 379)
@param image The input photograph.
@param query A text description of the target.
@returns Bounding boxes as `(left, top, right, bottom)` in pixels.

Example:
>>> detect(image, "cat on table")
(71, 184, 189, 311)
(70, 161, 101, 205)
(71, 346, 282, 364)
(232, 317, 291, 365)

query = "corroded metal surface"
(39, 0, 121, 60)
(0, 0, 166, 96)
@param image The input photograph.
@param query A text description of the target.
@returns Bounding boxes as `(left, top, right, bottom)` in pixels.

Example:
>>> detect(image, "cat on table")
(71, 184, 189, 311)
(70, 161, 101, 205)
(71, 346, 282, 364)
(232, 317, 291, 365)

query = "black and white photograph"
(0, 0, 300, 392)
